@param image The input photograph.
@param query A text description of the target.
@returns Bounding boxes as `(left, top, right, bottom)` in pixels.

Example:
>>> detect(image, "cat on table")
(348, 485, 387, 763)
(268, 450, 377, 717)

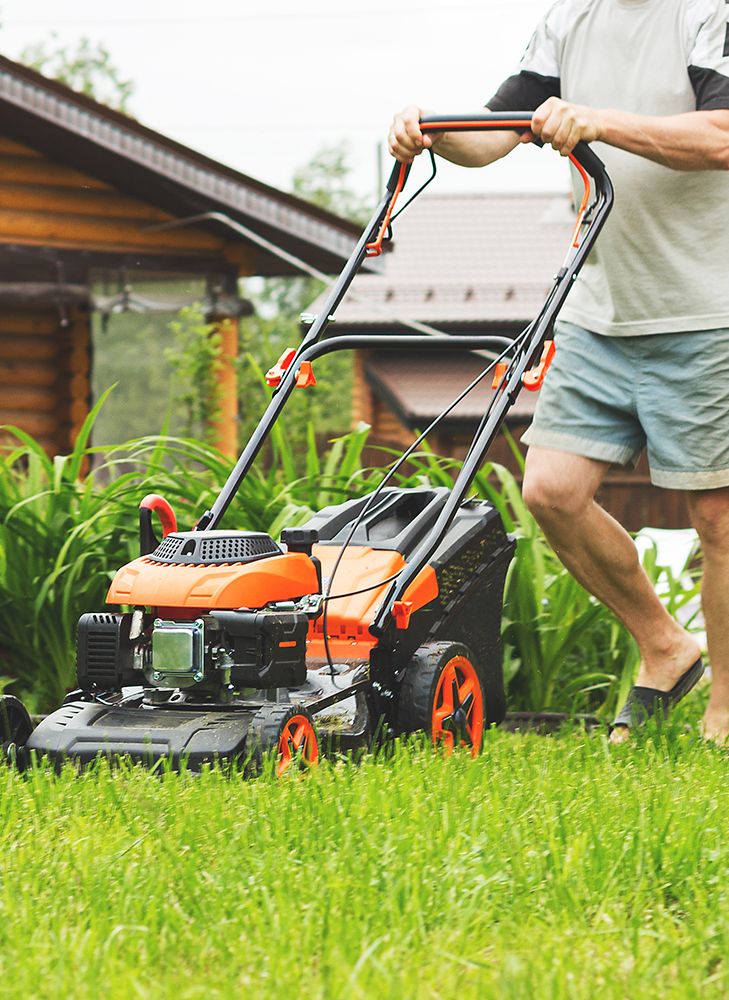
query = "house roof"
(365, 350, 538, 429)
(0, 54, 362, 276)
(319, 191, 576, 327)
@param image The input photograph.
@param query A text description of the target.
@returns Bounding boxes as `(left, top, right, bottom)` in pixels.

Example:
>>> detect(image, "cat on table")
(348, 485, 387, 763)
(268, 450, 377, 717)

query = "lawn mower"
(1, 113, 613, 773)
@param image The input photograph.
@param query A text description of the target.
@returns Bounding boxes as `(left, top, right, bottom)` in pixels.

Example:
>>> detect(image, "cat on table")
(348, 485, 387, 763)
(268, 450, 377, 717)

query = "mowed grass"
(0, 725, 727, 1000)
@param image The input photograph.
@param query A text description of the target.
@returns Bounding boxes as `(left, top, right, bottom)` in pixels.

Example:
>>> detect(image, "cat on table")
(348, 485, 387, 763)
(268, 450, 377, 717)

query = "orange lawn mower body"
(7, 114, 613, 771)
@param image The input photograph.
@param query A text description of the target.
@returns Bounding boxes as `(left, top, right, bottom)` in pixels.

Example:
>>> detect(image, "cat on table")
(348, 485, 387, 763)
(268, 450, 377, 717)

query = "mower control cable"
(319, 319, 536, 676)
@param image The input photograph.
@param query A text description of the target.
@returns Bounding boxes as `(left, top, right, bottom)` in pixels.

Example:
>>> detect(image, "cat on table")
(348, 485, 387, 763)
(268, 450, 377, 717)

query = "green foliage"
(1, 730, 728, 998)
(0, 405, 378, 711)
(164, 305, 223, 444)
(291, 143, 370, 224)
(20, 34, 134, 113)
(0, 402, 702, 717)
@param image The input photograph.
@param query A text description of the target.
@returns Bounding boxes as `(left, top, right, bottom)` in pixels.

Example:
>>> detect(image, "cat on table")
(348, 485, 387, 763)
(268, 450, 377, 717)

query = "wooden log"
(0, 209, 224, 254)
(0, 315, 60, 336)
(0, 137, 44, 157)
(0, 361, 63, 387)
(0, 412, 58, 436)
(208, 315, 239, 458)
(0, 336, 57, 361)
(0, 155, 111, 189)
(0, 384, 57, 409)
(0, 183, 173, 222)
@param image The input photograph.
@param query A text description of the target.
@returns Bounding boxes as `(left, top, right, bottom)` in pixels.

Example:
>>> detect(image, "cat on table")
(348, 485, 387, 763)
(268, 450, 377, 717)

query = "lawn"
(1, 710, 726, 999)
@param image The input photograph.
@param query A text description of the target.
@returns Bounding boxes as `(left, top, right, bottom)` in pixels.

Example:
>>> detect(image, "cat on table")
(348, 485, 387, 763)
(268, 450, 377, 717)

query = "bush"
(0, 406, 701, 716)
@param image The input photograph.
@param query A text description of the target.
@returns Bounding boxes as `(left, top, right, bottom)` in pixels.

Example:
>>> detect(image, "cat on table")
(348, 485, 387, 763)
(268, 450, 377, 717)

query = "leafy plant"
(0, 400, 702, 717)
(0, 399, 379, 710)
(164, 305, 223, 444)
(20, 34, 134, 113)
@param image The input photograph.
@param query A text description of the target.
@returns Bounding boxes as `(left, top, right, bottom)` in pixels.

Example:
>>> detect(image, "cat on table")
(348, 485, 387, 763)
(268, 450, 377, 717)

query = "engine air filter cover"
(149, 530, 281, 566)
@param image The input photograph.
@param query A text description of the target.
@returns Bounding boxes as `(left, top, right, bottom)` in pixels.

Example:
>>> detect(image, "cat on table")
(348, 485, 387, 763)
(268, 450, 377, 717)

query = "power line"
(3, 3, 547, 27)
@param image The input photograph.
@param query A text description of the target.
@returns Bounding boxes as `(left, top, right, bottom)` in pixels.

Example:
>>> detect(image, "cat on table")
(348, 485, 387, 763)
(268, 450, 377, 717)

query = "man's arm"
(536, 98, 729, 171)
(388, 104, 525, 166)
(532, 97, 729, 171)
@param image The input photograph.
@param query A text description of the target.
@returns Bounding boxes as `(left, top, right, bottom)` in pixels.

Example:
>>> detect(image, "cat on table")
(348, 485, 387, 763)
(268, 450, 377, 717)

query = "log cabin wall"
(0, 305, 90, 456)
(0, 55, 364, 461)
(0, 136, 234, 260)
(0, 136, 251, 458)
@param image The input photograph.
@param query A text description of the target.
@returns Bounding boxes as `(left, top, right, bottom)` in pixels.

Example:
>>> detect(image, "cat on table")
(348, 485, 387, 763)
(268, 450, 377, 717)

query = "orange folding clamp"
(265, 348, 316, 388)
(522, 340, 556, 392)
(391, 600, 414, 630)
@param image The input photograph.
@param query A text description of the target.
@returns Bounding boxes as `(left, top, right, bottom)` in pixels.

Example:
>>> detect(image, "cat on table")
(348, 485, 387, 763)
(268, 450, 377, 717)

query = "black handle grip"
(419, 112, 608, 185)
(386, 159, 411, 193)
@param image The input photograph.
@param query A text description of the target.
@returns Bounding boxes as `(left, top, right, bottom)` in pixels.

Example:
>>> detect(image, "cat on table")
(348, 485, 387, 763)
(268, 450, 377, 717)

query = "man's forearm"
(598, 108, 729, 171)
(433, 125, 522, 168)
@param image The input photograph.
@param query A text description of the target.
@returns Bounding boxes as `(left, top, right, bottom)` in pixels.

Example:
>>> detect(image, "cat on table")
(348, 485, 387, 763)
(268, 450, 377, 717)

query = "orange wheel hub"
(277, 713, 319, 777)
(431, 655, 484, 757)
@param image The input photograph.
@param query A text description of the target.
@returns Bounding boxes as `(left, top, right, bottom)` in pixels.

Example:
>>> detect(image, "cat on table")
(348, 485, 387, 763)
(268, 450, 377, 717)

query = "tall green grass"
(0, 409, 701, 716)
(0, 728, 727, 999)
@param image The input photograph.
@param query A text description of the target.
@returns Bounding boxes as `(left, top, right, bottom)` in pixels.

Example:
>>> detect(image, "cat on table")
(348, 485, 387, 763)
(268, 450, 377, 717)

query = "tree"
(20, 35, 134, 113)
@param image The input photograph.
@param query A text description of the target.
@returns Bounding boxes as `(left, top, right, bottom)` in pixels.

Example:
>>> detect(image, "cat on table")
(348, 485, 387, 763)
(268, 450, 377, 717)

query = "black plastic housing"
(305, 487, 449, 558)
(25, 702, 253, 771)
(303, 489, 514, 727)
(211, 609, 308, 688)
(76, 613, 143, 692)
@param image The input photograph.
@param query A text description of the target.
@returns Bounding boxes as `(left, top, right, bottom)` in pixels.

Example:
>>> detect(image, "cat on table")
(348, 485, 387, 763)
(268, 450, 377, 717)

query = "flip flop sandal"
(612, 657, 705, 731)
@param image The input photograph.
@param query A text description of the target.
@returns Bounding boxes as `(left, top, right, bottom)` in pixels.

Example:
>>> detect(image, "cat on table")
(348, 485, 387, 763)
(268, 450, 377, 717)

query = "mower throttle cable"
(319, 321, 536, 676)
(389, 149, 437, 225)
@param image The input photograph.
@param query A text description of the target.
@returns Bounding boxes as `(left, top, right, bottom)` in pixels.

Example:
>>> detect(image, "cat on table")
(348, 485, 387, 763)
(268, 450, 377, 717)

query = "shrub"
(0, 406, 701, 717)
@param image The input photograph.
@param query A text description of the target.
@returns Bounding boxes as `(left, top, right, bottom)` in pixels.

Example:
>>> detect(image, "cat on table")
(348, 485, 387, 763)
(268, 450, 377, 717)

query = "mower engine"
(76, 605, 310, 699)
(74, 526, 318, 702)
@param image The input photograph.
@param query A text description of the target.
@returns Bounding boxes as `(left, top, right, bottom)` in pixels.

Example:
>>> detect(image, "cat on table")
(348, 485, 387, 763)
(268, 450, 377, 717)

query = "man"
(388, 0, 729, 742)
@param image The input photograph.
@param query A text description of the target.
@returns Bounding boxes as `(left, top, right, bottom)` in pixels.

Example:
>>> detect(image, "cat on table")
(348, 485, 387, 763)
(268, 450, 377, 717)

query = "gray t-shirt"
(489, 0, 729, 337)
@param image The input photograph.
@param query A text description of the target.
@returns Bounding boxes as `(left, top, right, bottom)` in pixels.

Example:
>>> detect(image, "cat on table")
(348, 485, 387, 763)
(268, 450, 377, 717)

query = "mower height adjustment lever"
(265, 348, 317, 388)
(492, 340, 556, 393)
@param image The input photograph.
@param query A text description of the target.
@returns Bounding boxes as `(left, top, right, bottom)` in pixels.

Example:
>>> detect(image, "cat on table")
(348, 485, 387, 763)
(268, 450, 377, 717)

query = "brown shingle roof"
(366, 351, 538, 427)
(322, 191, 576, 326)
(0, 54, 362, 275)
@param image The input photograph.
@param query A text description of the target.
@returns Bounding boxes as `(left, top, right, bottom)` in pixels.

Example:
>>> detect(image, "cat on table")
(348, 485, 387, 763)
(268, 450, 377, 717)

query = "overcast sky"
(0, 0, 569, 202)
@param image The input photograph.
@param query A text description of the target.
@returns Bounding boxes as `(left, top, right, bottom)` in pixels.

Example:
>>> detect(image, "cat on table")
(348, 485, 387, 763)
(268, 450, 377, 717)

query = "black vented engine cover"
(148, 530, 281, 566)
(77, 612, 142, 691)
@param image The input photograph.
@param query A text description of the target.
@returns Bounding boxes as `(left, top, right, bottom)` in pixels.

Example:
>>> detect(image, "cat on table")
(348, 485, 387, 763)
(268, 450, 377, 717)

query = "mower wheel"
(0, 695, 33, 756)
(248, 704, 319, 777)
(397, 642, 485, 757)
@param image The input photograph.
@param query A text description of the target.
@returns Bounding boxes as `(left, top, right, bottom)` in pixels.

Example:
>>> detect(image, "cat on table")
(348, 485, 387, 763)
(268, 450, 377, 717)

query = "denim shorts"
(521, 321, 729, 490)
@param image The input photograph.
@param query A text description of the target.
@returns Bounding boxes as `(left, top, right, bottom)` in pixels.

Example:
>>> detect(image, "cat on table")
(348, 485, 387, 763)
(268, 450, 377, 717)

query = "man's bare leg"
(522, 447, 701, 742)
(687, 489, 729, 744)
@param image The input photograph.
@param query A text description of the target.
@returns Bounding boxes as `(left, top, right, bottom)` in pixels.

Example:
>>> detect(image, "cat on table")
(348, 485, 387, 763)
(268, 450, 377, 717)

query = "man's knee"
(522, 450, 601, 524)
(687, 488, 729, 551)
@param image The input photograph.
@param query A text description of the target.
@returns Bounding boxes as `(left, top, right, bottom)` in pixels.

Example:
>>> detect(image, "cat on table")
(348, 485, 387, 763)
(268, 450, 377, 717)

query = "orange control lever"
(522, 340, 556, 391)
(295, 361, 317, 388)
(391, 600, 414, 630)
(265, 349, 316, 389)
(265, 347, 297, 387)
(492, 362, 508, 390)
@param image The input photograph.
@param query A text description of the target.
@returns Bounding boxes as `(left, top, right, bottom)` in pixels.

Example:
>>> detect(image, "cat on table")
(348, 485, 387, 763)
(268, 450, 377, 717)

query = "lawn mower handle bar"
(196, 112, 614, 607)
(413, 113, 607, 184)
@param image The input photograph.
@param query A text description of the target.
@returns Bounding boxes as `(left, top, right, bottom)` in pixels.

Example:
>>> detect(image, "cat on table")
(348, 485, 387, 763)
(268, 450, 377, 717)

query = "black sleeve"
(687, 2, 729, 110)
(487, 70, 561, 112)
(688, 66, 729, 111)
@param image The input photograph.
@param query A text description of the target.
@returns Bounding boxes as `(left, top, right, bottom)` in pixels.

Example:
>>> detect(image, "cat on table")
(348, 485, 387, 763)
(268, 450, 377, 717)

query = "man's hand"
(388, 105, 443, 163)
(531, 97, 604, 155)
